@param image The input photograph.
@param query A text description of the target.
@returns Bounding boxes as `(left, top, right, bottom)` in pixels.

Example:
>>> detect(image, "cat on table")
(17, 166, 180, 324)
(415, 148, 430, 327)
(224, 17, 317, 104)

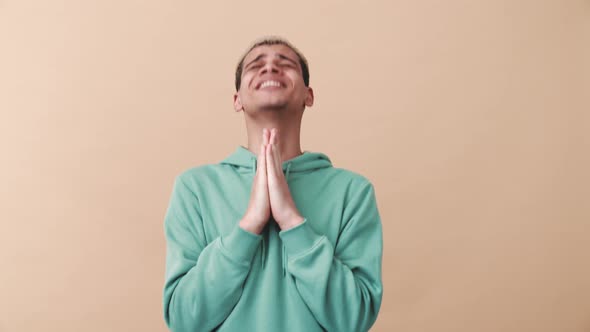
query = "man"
(162, 36, 383, 332)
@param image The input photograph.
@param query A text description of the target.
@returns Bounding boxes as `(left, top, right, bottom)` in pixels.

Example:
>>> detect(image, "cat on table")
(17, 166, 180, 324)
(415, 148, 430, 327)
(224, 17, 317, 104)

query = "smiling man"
(162, 36, 383, 332)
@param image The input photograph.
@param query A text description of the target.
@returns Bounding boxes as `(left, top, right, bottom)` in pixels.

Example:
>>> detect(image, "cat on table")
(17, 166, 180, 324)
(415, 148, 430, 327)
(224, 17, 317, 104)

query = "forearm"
(164, 224, 261, 331)
(279, 221, 383, 332)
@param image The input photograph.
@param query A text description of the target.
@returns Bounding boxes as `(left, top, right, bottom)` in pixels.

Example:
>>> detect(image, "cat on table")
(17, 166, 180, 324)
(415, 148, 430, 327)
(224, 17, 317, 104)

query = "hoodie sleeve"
(278, 181, 383, 332)
(163, 175, 261, 332)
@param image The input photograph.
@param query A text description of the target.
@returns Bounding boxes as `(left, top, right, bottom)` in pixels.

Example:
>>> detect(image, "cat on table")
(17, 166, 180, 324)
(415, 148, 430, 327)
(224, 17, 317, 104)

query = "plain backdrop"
(1, 1, 589, 331)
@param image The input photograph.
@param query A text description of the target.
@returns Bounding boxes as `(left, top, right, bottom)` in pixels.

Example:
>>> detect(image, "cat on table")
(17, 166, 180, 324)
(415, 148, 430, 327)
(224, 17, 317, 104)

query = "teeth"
(259, 80, 282, 88)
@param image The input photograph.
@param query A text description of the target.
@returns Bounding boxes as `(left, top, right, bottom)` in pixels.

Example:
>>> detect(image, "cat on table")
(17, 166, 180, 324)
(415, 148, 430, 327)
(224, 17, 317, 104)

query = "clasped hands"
(239, 128, 305, 234)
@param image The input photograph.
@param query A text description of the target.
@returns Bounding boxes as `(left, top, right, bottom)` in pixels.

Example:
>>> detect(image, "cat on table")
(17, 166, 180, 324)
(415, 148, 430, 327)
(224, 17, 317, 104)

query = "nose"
(261, 61, 279, 74)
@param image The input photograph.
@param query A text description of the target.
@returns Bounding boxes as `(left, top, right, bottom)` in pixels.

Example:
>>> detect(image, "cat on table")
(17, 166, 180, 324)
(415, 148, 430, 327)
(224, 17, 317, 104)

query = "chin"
(256, 101, 290, 111)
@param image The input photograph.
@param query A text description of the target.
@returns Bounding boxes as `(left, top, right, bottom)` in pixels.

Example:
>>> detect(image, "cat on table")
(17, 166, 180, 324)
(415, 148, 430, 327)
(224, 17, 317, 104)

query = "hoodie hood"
(220, 145, 333, 181)
(220, 145, 333, 276)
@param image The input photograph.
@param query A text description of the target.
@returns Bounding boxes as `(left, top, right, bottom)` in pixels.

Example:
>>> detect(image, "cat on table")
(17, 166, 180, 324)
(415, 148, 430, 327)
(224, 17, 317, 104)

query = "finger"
(263, 128, 269, 146)
(260, 128, 269, 180)
(273, 129, 281, 162)
(273, 128, 279, 146)
(258, 142, 267, 182)
(268, 129, 283, 178)
(269, 143, 280, 176)
(269, 128, 276, 145)
(266, 142, 276, 181)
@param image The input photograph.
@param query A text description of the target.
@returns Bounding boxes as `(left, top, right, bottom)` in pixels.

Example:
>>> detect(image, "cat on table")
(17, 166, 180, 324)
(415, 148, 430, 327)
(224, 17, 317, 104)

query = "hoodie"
(162, 145, 383, 332)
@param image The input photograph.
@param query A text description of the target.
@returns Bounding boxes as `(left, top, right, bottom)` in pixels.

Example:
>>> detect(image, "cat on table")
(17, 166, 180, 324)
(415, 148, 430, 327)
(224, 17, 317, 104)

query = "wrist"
(280, 214, 305, 231)
(239, 217, 263, 235)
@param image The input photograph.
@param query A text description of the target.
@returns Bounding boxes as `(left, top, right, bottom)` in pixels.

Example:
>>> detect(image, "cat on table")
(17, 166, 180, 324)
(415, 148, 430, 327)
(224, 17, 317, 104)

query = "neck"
(243, 108, 304, 162)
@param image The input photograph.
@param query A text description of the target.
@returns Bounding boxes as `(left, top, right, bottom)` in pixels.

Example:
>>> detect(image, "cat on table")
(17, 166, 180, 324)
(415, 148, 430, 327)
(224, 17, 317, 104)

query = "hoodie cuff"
(220, 224, 262, 265)
(279, 218, 323, 256)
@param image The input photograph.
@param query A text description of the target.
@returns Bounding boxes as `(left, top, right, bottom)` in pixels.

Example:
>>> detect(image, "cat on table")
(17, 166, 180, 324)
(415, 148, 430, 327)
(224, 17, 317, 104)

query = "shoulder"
(330, 167, 375, 191)
(173, 164, 220, 187)
(324, 167, 377, 207)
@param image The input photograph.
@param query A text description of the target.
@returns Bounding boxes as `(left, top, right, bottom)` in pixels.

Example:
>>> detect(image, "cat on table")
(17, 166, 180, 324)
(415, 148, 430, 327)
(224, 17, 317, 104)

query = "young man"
(162, 37, 383, 332)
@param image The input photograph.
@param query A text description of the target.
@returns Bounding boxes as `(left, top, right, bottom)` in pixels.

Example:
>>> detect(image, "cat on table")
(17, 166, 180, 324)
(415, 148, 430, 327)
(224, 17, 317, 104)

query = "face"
(234, 44, 314, 113)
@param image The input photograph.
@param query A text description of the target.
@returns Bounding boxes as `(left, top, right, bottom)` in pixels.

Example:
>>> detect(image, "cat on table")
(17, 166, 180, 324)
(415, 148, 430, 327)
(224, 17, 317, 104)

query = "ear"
(304, 87, 314, 107)
(233, 92, 243, 112)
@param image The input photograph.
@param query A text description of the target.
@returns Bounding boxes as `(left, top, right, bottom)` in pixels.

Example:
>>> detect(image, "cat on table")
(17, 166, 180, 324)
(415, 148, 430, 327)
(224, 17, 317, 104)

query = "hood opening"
(220, 145, 332, 177)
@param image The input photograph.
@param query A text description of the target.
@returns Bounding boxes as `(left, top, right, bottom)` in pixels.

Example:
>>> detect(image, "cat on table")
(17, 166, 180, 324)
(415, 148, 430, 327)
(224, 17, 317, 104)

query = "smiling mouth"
(256, 80, 284, 89)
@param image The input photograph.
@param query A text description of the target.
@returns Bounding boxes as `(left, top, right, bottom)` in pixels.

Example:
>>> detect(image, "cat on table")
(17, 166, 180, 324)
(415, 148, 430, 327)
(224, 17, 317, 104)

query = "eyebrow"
(244, 53, 298, 70)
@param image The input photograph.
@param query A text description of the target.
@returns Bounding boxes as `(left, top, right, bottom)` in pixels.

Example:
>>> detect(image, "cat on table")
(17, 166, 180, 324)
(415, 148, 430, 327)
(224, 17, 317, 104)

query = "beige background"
(1, 0, 589, 331)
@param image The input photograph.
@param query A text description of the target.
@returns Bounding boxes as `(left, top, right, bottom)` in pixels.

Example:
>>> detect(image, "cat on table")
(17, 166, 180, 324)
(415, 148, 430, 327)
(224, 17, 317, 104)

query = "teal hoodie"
(163, 145, 383, 332)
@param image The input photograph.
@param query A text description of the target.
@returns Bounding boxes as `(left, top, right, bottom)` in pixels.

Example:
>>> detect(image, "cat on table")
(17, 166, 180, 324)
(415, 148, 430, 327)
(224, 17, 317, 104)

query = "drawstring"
(285, 162, 292, 182)
(282, 244, 286, 276)
(281, 162, 292, 277)
(261, 238, 266, 267)
(283, 163, 292, 276)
